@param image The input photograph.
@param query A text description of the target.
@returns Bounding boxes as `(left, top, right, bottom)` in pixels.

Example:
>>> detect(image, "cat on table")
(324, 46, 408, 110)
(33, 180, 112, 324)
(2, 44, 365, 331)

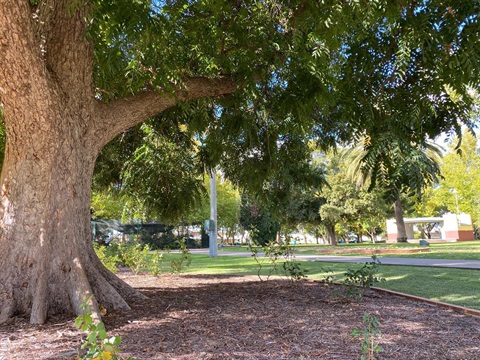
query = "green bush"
(75, 296, 134, 360)
(114, 242, 152, 274)
(342, 256, 385, 300)
(252, 240, 308, 282)
(94, 244, 120, 274)
(95, 240, 190, 276)
(148, 251, 165, 276)
(169, 238, 192, 274)
(343, 256, 385, 289)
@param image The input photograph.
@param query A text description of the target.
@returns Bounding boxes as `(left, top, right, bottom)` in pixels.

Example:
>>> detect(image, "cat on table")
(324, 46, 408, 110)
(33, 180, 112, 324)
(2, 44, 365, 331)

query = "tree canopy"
(413, 129, 480, 226)
(92, 0, 480, 185)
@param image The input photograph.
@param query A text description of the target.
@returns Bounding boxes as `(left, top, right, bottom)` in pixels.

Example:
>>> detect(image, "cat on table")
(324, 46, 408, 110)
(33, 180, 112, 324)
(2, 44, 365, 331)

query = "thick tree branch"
(92, 76, 239, 151)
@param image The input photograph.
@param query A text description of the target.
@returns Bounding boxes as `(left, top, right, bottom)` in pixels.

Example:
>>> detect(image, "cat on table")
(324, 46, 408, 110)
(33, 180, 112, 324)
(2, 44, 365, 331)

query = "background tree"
(283, 190, 325, 244)
(239, 194, 280, 246)
(317, 152, 354, 245)
(254, 160, 327, 241)
(436, 130, 480, 225)
(318, 151, 392, 244)
(343, 138, 444, 242)
(319, 204, 344, 245)
(215, 178, 241, 244)
(343, 187, 392, 243)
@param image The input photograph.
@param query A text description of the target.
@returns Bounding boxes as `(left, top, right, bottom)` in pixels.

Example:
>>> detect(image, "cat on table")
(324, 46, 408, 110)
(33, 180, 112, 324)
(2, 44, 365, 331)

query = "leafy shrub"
(94, 243, 120, 273)
(170, 238, 192, 274)
(115, 242, 152, 274)
(283, 260, 309, 281)
(351, 311, 383, 360)
(148, 251, 165, 276)
(95, 242, 152, 274)
(342, 256, 385, 300)
(252, 240, 308, 282)
(344, 256, 385, 289)
(76, 296, 134, 360)
(95, 239, 190, 276)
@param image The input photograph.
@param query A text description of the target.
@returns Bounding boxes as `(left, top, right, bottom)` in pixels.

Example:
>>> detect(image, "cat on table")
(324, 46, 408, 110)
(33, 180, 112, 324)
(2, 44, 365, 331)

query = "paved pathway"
(190, 249, 480, 270)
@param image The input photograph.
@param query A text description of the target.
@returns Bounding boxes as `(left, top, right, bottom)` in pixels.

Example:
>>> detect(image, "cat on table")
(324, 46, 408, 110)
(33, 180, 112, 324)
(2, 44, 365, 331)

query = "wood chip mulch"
(1, 272, 479, 360)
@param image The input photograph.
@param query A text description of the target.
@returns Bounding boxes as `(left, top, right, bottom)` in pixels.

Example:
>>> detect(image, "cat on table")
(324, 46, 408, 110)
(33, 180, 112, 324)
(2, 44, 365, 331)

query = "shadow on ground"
(1, 273, 479, 359)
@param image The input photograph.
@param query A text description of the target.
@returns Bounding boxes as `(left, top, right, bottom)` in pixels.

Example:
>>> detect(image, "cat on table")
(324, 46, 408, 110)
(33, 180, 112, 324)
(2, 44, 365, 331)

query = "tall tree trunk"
(326, 225, 337, 246)
(0, 118, 146, 324)
(394, 198, 408, 243)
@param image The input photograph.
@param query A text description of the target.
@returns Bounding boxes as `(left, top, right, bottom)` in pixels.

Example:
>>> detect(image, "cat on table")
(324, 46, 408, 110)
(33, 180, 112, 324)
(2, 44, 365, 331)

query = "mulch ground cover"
(1, 271, 479, 359)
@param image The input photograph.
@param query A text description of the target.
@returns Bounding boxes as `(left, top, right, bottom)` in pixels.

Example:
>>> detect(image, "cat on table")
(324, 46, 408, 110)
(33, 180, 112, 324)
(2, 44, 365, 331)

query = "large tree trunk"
(393, 198, 408, 243)
(0, 122, 146, 324)
(0, 0, 238, 324)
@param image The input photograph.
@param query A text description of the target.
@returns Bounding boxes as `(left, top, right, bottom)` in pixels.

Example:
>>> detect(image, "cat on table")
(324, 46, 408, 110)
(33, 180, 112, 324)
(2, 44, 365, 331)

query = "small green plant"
(169, 238, 192, 274)
(341, 256, 385, 301)
(351, 311, 383, 360)
(251, 240, 308, 282)
(319, 266, 335, 283)
(104, 242, 152, 274)
(148, 251, 165, 276)
(283, 260, 309, 281)
(344, 255, 385, 288)
(123, 243, 152, 274)
(94, 244, 120, 274)
(75, 296, 134, 360)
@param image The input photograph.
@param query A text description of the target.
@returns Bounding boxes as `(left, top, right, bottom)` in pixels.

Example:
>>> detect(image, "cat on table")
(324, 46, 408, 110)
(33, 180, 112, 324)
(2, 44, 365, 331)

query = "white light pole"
(209, 169, 218, 258)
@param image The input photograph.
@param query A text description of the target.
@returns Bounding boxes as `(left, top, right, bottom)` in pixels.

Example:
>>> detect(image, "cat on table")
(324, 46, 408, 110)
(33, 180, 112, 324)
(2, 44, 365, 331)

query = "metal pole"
(209, 169, 218, 258)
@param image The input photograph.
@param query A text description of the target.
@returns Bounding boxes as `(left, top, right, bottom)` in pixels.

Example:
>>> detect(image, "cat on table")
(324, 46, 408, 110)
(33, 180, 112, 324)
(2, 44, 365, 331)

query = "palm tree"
(343, 136, 443, 242)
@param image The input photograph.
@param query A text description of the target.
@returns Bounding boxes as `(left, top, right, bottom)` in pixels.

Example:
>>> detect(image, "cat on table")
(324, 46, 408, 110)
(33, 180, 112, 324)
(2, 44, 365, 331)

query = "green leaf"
(351, 329, 361, 337)
(74, 316, 83, 329)
(87, 332, 97, 343)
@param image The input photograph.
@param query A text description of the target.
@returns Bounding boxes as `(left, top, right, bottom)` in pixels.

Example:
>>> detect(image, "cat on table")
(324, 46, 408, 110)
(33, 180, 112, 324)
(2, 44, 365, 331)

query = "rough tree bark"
(0, 1, 238, 324)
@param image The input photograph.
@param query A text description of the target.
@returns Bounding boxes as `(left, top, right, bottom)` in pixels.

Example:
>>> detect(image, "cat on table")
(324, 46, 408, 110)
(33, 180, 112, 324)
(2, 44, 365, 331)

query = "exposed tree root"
(0, 251, 148, 325)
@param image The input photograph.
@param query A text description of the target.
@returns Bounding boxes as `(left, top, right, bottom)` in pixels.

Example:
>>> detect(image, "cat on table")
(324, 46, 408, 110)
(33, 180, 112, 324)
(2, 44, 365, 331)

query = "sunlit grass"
(275, 241, 480, 260)
(381, 241, 480, 260)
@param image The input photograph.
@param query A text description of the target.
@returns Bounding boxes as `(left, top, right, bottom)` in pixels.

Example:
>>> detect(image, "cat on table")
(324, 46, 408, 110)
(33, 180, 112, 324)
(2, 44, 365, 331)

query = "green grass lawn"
(380, 241, 480, 260)
(309, 262, 480, 310)
(287, 241, 480, 260)
(218, 241, 480, 260)
(166, 253, 480, 311)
